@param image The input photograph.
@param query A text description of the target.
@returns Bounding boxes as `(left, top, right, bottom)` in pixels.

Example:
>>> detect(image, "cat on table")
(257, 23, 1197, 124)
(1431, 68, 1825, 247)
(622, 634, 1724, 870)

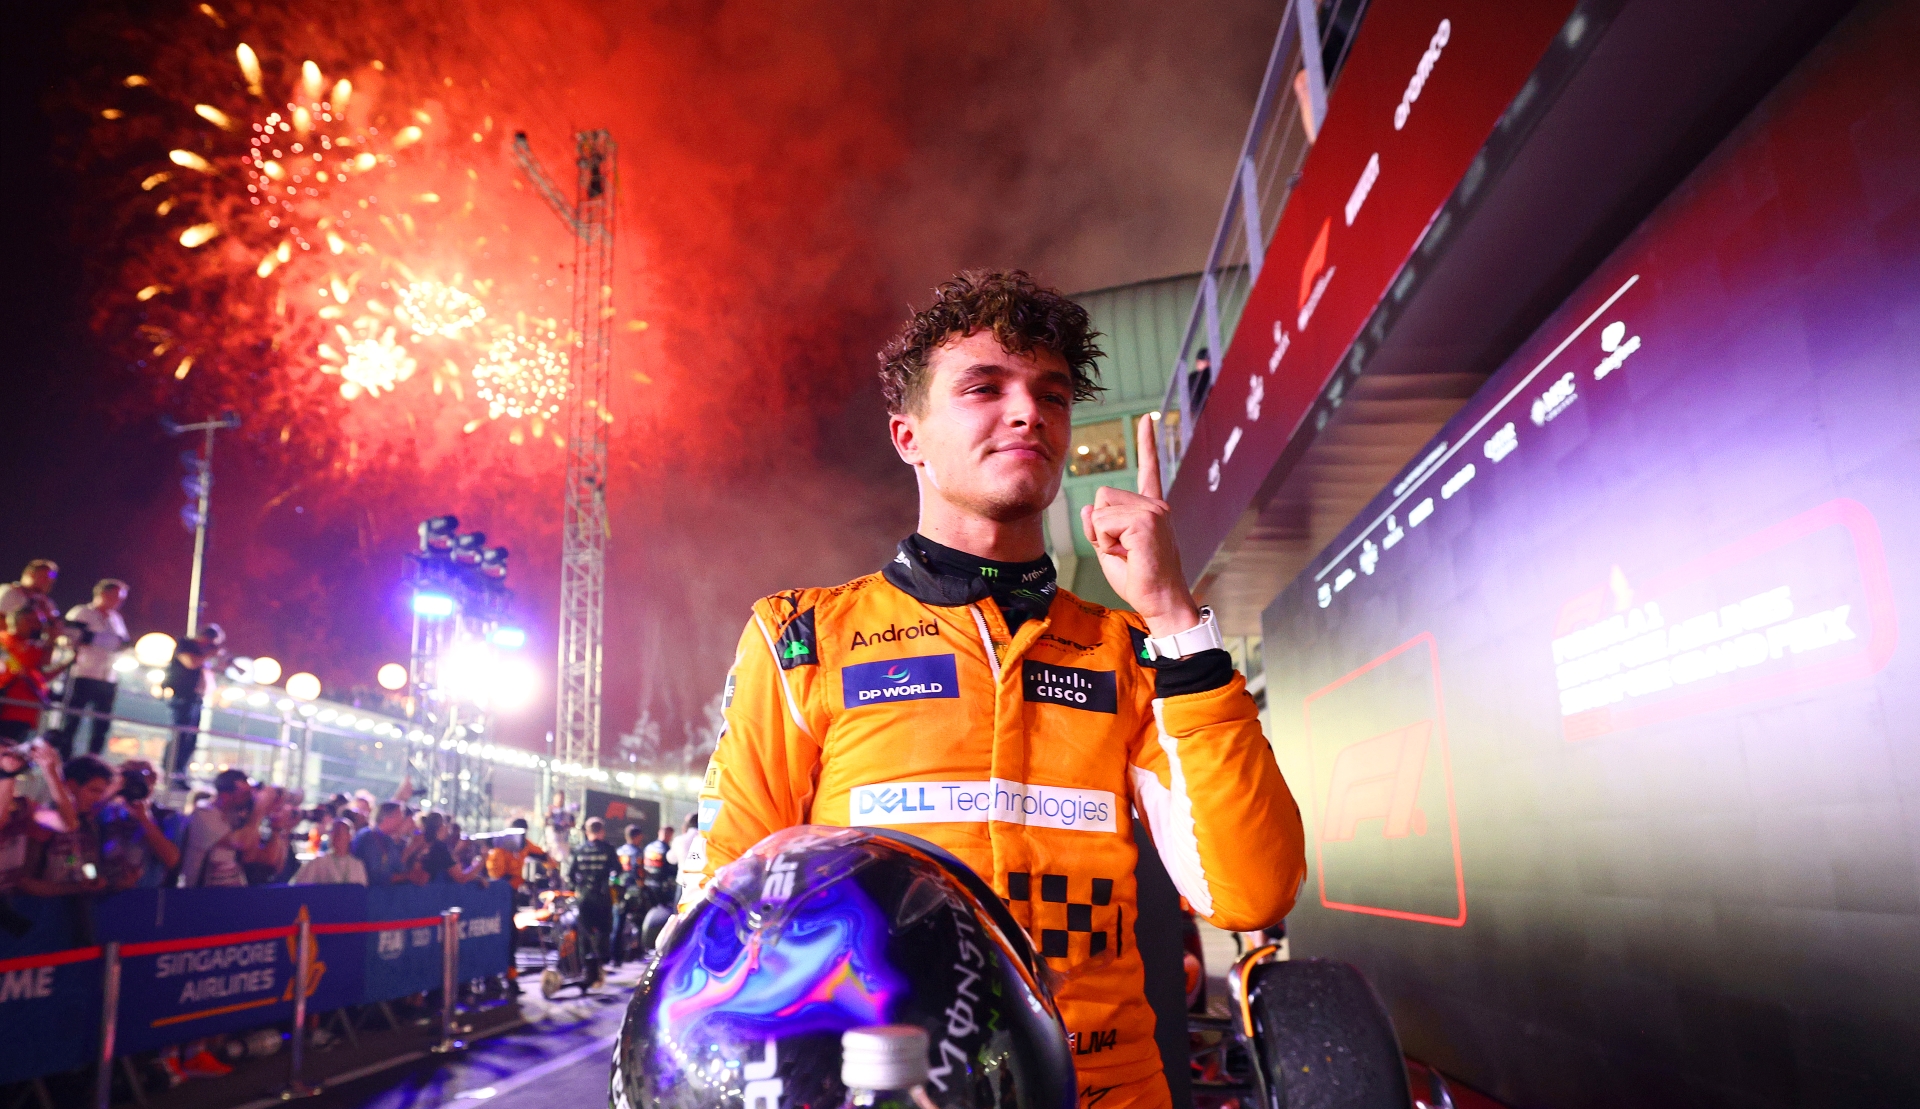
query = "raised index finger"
(1135, 413, 1163, 500)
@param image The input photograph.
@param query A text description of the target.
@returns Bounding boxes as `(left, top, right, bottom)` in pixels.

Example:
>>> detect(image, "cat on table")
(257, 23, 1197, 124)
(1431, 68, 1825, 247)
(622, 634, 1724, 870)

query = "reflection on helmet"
(611, 826, 1076, 1109)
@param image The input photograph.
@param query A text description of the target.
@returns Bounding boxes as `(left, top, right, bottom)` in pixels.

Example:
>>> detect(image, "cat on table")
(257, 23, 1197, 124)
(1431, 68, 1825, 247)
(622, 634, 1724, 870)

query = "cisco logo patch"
(1023, 661, 1117, 714)
(842, 654, 960, 708)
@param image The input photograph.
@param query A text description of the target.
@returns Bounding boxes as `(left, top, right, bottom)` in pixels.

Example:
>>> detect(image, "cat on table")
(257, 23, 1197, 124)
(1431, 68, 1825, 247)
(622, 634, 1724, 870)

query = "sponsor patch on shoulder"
(842, 654, 959, 708)
(1023, 661, 1117, 713)
(697, 797, 723, 832)
(775, 610, 817, 669)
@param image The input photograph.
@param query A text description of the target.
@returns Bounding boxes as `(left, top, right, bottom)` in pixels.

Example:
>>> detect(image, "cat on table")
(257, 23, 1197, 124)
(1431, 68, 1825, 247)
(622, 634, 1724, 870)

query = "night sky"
(0, 0, 1281, 762)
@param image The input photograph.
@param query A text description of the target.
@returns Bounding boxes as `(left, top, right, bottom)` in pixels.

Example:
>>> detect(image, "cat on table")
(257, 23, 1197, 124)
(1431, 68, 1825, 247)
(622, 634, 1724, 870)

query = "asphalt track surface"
(235, 963, 640, 1109)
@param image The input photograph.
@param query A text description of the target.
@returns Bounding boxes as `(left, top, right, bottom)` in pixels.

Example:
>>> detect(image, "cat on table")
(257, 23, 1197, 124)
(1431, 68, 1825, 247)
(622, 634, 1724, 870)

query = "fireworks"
(321, 320, 417, 399)
(394, 279, 486, 338)
(473, 320, 568, 421)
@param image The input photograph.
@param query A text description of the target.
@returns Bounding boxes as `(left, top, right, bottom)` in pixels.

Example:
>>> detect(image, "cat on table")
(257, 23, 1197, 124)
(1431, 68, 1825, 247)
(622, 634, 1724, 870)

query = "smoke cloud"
(23, 0, 1281, 760)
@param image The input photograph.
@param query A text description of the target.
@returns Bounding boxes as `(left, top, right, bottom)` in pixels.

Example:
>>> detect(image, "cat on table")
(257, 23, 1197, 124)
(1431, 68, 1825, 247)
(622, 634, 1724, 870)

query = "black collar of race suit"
(882, 535, 1057, 625)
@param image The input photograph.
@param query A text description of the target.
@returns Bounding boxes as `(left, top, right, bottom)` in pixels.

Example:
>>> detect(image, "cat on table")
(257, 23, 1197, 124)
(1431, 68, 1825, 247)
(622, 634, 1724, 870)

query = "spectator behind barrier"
(97, 758, 185, 890)
(294, 818, 368, 885)
(352, 801, 415, 886)
(417, 811, 485, 884)
(0, 741, 69, 934)
(18, 754, 113, 900)
(179, 768, 279, 887)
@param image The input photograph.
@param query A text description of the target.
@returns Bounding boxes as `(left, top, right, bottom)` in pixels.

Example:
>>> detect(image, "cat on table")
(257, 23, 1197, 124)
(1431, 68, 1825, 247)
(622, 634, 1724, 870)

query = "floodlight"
(489, 627, 527, 649)
(285, 672, 322, 701)
(376, 662, 409, 691)
(412, 592, 456, 617)
(251, 656, 283, 685)
(133, 632, 177, 668)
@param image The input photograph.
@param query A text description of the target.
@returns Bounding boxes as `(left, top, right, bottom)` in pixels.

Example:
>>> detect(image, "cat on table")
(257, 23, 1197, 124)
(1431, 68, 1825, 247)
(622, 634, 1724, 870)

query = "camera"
(120, 764, 155, 802)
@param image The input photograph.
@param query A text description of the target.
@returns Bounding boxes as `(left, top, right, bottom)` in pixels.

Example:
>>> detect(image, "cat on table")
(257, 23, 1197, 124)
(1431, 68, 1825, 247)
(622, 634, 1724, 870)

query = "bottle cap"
(840, 1025, 930, 1091)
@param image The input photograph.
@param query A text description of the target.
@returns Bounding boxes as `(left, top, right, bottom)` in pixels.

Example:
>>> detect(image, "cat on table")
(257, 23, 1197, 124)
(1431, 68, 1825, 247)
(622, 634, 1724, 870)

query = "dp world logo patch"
(843, 654, 959, 708)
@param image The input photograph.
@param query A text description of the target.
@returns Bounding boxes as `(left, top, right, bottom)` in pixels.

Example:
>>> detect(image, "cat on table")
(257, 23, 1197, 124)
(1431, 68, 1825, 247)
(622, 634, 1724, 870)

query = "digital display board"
(1260, 3, 1920, 1104)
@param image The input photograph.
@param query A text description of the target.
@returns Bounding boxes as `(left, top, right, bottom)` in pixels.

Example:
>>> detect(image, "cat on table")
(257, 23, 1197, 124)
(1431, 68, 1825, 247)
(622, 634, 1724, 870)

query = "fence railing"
(1158, 0, 1373, 483)
(0, 883, 511, 1101)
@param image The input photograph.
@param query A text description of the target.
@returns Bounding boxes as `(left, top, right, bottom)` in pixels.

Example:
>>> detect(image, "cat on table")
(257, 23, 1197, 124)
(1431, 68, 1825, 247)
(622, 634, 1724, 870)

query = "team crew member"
(568, 817, 620, 986)
(684, 271, 1307, 1109)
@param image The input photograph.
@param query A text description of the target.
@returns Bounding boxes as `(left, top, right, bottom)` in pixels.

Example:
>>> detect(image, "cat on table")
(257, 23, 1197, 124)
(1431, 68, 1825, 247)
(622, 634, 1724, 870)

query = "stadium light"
(412, 592, 456, 617)
(376, 662, 409, 691)
(252, 656, 283, 685)
(285, 672, 322, 701)
(133, 632, 177, 668)
(489, 626, 526, 649)
(452, 531, 487, 566)
(418, 515, 459, 553)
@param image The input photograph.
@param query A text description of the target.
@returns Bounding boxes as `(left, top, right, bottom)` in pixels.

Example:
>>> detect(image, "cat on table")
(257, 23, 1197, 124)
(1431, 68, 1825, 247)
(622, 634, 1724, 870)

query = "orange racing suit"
(684, 539, 1307, 1095)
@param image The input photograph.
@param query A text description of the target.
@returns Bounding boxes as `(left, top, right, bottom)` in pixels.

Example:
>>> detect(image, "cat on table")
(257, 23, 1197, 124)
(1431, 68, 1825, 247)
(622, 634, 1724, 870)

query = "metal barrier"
(32, 906, 474, 1106)
(1156, 0, 1374, 480)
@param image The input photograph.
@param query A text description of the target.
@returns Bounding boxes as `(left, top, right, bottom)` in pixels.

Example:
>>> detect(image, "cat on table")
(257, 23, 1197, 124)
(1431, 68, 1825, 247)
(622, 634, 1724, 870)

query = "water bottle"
(840, 1025, 939, 1109)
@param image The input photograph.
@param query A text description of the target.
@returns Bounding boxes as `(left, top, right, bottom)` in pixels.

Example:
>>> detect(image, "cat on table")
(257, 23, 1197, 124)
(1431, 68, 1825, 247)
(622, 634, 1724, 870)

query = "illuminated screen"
(1260, 5, 1920, 1104)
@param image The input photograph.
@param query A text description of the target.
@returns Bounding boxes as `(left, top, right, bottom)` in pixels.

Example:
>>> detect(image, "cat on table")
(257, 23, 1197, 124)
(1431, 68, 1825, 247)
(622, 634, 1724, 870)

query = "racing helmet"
(611, 826, 1076, 1109)
(643, 841, 669, 874)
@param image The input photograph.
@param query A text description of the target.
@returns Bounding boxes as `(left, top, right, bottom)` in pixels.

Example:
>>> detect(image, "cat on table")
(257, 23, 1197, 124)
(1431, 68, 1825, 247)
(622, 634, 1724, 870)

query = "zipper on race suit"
(968, 604, 1003, 681)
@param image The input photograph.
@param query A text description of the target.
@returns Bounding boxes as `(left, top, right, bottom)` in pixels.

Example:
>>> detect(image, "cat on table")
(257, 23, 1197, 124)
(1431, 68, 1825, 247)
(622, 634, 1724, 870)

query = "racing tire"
(1245, 958, 1410, 1109)
(640, 905, 672, 954)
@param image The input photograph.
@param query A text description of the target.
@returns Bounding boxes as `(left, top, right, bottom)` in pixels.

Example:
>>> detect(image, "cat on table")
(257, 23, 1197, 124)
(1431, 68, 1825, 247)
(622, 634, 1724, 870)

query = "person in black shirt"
(164, 625, 225, 789)
(418, 811, 483, 883)
(567, 817, 620, 985)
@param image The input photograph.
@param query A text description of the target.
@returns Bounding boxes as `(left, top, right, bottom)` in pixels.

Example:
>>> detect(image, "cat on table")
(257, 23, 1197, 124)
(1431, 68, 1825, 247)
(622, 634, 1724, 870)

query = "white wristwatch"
(1143, 606, 1224, 661)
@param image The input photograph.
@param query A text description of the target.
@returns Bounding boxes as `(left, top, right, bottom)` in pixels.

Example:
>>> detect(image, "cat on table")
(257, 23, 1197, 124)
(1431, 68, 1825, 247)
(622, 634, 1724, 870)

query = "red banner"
(1169, 0, 1576, 576)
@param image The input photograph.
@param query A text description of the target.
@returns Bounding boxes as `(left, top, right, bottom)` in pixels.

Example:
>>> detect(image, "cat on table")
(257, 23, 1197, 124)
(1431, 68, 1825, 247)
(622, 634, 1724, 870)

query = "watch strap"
(1143, 607, 1224, 661)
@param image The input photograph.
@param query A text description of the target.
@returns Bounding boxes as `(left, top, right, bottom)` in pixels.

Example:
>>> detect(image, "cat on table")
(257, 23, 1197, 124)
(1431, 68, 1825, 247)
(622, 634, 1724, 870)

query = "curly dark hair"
(878, 270, 1104, 415)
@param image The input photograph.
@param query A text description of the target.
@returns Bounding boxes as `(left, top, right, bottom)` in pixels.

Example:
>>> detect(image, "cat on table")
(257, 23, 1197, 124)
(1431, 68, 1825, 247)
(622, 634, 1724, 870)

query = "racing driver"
(684, 270, 1307, 1109)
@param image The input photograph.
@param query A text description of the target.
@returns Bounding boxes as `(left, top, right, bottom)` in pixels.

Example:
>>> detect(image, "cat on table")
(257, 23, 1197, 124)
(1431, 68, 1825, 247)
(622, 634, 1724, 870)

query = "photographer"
(98, 759, 185, 889)
(178, 769, 279, 888)
(54, 579, 130, 759)
(18, 755, 114, 900)
(163, 624, 226, 789)
(0, 743, 63, 934)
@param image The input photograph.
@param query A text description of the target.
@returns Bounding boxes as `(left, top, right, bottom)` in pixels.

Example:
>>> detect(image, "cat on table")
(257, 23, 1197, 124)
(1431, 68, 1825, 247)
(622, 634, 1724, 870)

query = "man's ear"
(889, 411, 922, 466)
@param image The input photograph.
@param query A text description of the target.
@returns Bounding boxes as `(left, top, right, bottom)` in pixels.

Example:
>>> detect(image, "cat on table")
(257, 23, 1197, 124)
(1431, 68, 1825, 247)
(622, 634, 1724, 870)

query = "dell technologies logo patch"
(849, 620, 939, 650)
(1022, 661, 1117, 714)
(843, 654, 960, 708)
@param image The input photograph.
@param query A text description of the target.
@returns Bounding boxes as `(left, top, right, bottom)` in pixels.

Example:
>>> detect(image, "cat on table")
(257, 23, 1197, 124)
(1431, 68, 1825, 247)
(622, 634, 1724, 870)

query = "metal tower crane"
(513, 130, 616, 778)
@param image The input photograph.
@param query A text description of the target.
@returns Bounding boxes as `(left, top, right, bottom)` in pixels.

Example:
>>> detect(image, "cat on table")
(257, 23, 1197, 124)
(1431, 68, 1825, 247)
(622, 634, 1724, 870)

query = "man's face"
(22, 567, 54, 593)
(330, 822, 354, 855)
(95, 587, 126, 612)
(890, 331, 1073, 523)
(222, 781, 254, 811)
(380, 810, 406, 835)
(660, 826, 673, 844)
(77, 775, 115, 814)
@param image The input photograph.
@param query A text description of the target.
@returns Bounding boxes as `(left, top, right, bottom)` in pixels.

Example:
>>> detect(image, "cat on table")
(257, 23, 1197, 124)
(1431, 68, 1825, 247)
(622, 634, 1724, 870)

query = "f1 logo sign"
(1321, 720, 1430, 842)
(1303, 633, 1465, 926)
